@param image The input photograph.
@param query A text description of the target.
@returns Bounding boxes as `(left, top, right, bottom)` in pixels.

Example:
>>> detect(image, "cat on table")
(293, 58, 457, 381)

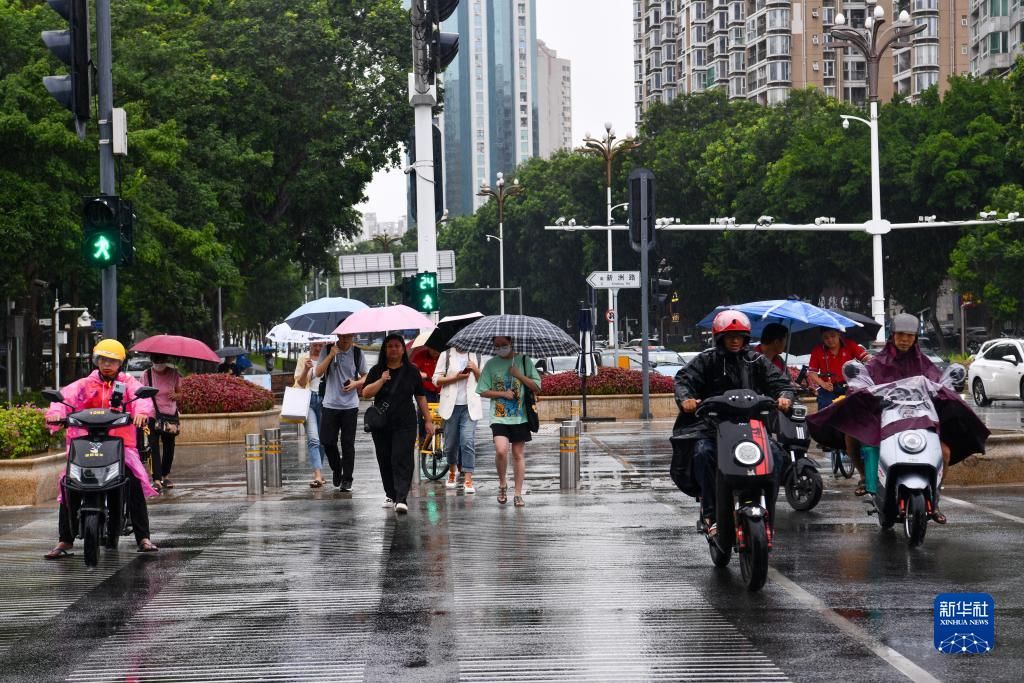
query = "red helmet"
(712, 309, 752, 338)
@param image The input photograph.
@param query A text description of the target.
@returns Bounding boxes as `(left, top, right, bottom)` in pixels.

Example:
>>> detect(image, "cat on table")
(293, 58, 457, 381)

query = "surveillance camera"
(1009, 212, 1020, 220)
(568, 218, 577, 227)
(555, 216, 566, 226)
(842, 119, 850, 130)
(403, 165, 414, 175)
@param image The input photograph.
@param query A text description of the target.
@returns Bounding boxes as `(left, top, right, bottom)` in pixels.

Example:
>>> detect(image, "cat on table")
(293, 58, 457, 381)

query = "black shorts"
(490, 422, 533, 443)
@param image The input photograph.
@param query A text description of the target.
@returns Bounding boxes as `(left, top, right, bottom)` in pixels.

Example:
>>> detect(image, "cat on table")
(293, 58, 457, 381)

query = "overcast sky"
(356, 0, 634, 223)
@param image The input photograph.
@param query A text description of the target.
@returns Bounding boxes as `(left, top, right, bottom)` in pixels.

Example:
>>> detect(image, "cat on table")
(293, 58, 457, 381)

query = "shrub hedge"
(177, 374, 275, 414)
(0, 405, 53, 459)
(540, 367, 675, 396)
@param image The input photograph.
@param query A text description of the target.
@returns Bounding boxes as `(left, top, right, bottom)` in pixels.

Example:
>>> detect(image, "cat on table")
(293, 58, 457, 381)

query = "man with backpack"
(315, 333, 367, 490)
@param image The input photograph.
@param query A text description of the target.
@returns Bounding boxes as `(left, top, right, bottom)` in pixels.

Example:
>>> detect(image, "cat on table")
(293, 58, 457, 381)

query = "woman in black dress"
(362, 333, 436, 513)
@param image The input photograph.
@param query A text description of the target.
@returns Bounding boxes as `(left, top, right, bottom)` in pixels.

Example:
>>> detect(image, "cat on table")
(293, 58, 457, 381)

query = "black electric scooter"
(774, 404, 823, 511)
(43, 384, 157, 567)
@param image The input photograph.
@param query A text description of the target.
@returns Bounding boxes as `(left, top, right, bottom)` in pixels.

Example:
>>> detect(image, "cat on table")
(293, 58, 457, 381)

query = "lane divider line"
(942, 495, 1024, 524)
(769, 569, 940, 683)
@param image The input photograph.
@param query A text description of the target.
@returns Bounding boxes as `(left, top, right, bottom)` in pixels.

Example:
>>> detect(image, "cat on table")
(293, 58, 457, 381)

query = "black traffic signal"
(407, 124, 445, 224)
(425, 1, 460, 84)
(41, 0, 91, 136)
(652, 278, 672, 305)
(628, 168, 656, 252)
(82, 195, 133, 268)
(412, 271, 440, 313)
(397, 275, 416, 307)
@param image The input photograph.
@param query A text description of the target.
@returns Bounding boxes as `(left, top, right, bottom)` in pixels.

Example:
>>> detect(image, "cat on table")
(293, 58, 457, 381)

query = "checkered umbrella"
(448, 315, 581, 357)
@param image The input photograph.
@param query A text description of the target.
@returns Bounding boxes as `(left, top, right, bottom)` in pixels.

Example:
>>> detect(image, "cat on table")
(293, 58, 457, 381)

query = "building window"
(990, 0, 1008, 16)
(843, 59, 867, 80)
(915, 71, 939, 92)
(914, 44, 938, 66)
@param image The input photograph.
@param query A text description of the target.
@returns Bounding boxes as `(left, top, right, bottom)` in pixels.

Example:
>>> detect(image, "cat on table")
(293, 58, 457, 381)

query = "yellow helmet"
(93, 339, 127, 362)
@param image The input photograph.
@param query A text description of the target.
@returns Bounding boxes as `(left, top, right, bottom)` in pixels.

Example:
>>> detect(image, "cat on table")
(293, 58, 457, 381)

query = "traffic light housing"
(407, 124, 445, 224)
(82, 196, 133, 268)
(628, 168, 656, 252)
(41, 0, 91, 137)
(412, 271, 440, 313)
(652, 278, 672, 305)
(398, 275, 416, 307)
(425, 1, 460, 84)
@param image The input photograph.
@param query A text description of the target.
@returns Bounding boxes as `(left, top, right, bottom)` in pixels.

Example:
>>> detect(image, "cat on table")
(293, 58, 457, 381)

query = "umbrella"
(787, 309, 882, 355)
(333, 304, 435, 336)
(448, 314, 581, 357)
(215, 346, 248, 358)
(419, 312, 485, 352)
(697, 299, 862, 338)
(266, 322, 336, 344)
(130, 335, 221, 363)
(285, 297, 368, 335)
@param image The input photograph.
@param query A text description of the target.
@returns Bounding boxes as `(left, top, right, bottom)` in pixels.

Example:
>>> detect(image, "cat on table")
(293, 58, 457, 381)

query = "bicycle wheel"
(420, 432, 448, 481)
(834, 449, 854, 479)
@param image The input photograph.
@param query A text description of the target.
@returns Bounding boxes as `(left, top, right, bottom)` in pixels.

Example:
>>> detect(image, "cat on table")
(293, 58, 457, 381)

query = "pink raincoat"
(46, 370, 158, 501)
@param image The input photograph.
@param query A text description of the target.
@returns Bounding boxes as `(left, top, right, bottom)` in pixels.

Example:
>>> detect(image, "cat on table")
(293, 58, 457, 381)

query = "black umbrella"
(215, 346, 247, 358)
(422, 312, 485, 352)
(786, 309, 881, 355)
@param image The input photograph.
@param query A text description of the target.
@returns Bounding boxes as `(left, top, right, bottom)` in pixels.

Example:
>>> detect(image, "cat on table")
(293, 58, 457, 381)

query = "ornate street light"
(582, 122, 640, 351)
(477, 172, 524, 314)
(831, 5, 924, 343)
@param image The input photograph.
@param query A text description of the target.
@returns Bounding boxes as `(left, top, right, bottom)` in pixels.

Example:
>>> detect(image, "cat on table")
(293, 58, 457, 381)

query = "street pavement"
(1, 414, 1022, 682)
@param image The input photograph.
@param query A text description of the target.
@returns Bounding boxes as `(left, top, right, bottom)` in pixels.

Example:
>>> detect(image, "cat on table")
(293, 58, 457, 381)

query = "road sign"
(605, 309, 615, 323)
(400, 250, 457, 283)
(586, 271, 641, 289)
(338, 253, 396, 288)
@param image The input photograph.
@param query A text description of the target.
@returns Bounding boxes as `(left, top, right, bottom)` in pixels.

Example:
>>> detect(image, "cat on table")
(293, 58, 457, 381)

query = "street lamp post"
(831, 5, 925, 343)
(583, 123, 639, 354)
(477, 172, 524, 315)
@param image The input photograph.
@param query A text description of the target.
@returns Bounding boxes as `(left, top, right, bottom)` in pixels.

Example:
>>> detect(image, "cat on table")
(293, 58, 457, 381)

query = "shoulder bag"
(520, 356, 540, 433)
(364, 365, 398, 433)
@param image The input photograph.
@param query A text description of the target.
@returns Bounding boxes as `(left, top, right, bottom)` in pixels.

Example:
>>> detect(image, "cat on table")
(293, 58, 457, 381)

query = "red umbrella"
(130, 335, 221, 363)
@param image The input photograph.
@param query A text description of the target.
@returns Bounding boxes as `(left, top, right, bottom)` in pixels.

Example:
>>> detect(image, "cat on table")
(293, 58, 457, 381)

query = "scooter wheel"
(739, 517, 769, 592)
(708, 534, 731, 567)
(903, 491, 928, 547)
(82, 513, 100, 567)
(785, 468, 823, 512)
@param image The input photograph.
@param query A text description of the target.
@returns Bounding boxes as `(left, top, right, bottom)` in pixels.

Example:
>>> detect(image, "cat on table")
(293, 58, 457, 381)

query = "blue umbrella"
(697, 298, 862, 338)
(284, 297, 368, 335)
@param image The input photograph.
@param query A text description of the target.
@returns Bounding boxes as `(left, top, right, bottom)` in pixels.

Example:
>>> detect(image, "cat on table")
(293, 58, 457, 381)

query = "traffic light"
(424, 1, 460, 84)
(41, 0, 91, 137)
(412, 271, 440, 313)
(397, 275, 416, 307)
(81, 196, 133, 267)
(652, 278, 672, 305)
(628, 168, 656, 252)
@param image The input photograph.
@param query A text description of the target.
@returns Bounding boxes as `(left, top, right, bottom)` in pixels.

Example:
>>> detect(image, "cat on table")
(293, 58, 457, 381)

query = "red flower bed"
(540, 366, 675, 396)
(177, 374, 275, 414)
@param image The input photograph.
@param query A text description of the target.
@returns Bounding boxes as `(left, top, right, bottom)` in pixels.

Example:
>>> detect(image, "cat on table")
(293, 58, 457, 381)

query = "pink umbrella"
(332, 305, 435, 335)
(130, 334, 222, 363)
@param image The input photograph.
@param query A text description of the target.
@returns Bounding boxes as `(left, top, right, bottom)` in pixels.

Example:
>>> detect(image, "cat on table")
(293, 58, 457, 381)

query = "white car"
(967, 338, 1024, 405)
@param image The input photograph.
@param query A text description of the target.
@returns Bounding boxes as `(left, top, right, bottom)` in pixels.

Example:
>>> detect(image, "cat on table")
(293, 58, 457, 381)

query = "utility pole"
(96, 0, 117, 339)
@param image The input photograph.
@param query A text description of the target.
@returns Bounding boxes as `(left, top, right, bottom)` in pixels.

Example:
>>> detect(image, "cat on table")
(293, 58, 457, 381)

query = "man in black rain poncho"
(670, 310, 795, 537)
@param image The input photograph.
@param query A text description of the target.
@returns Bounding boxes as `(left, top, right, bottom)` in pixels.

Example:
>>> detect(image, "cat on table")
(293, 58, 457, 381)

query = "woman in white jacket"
(432, 345, 483, 492)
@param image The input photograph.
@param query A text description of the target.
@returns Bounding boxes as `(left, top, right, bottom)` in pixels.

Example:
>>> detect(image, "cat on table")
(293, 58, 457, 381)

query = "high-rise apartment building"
(441, 0, 539, 216)
(968, 0, 1021, 75)
(634, 0, 970, 122)
(536, 39, 574, 158)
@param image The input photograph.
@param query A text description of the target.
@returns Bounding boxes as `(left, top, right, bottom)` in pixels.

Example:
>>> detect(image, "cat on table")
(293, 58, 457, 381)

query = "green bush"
(0, 405, 53, 459)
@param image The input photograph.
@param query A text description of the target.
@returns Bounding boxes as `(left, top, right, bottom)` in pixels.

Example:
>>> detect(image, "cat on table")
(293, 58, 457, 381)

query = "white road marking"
(769, 569, 940, 683)
(942, 495, 1024, 524)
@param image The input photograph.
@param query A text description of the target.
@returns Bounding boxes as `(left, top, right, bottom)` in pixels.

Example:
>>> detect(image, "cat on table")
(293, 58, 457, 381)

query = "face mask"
(495, 345, 513, 358)
(153, 363, 168, 372)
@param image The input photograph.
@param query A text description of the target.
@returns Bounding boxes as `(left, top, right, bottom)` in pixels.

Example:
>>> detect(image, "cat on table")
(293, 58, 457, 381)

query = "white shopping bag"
(281, 386, 311, 423)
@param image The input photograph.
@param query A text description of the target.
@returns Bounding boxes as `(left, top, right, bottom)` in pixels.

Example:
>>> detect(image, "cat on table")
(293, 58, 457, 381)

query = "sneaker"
(339, 480, 353, 492)
(395, 501, 409, 513)
(464, 477, 476, 494)
(382, 497, 395, 508)
(445, 470, 457, 489)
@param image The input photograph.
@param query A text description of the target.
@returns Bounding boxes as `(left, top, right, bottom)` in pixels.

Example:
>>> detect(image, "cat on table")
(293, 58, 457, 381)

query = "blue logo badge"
(934, 593, 994, 654)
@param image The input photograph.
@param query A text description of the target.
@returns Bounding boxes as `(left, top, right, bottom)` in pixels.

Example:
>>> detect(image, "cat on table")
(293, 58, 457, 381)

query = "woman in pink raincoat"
(43, 339, 160, 559)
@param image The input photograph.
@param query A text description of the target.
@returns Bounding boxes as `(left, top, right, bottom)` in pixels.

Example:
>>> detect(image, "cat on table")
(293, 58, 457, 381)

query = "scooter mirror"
(133, 386, 159, 399)
(41, 389, 64, 403)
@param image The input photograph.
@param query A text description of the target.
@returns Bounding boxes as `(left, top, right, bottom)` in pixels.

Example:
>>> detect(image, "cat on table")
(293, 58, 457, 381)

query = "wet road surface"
(1, 417, 1021, 681)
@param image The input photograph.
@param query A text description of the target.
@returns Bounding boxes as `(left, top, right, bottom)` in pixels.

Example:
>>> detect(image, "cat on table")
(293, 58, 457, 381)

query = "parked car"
(125, 355, 151, 380)
(599, 350, 682, 377)
(535, 352, 600, 376)
(967, 338, 1024, 405)
(915, 337, 948, 371)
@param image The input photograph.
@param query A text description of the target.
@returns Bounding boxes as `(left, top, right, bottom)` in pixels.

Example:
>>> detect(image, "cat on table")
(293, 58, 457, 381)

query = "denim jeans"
(443, 404, 477, 472)
(306, 392, 324, 470)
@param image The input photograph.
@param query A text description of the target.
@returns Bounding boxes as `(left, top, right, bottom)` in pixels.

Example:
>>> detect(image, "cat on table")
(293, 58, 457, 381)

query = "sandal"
(44, 544, 73, 560)
(152, 480, 164, 492)
(854, 481, 868, 496)
(931, 508, 947, 525)
(310, 479, 324, 489)
(497, 486, 508, 505)
(138, 539, 159, 553)
(513, 495, 525, 507)
(161, 478, 174, 489)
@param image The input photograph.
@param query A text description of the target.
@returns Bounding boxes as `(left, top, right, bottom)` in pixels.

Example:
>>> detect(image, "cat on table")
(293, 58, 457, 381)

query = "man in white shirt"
(432, 345, 482, 492)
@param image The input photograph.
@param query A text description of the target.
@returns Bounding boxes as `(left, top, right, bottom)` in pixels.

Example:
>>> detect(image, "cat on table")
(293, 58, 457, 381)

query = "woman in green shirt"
(476, 335, 541, 507)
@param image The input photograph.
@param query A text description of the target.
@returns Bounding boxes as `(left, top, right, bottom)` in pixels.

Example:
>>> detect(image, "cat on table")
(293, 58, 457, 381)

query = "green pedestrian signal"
(81, 195, 131, 268)
(413, 271, 440, 313)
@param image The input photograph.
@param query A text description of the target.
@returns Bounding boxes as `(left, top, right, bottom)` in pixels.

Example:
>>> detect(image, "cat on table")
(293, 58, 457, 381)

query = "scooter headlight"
(898, 431, 927, 454)
(734, 441, 762, 466)
(69, 463, 83, 482)
(97, 463, 120, 484)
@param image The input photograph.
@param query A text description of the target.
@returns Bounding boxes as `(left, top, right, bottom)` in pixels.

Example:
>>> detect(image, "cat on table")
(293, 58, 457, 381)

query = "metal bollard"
(245, 433, 264, 495)
(569, 399, 581, 423)
(559, 420, 579, 490)
(296, 422, 308, 465)
(263, 427, 282, 488)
